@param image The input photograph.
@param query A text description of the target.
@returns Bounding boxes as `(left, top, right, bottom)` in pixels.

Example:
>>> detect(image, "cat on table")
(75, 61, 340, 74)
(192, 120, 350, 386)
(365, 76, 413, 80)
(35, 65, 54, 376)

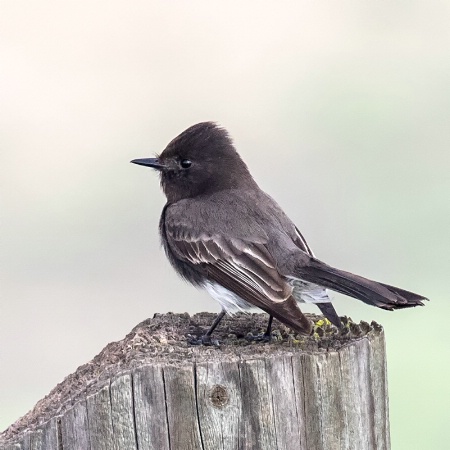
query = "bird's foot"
(245, 332, 272, 343)
(187, 334, 220, 347)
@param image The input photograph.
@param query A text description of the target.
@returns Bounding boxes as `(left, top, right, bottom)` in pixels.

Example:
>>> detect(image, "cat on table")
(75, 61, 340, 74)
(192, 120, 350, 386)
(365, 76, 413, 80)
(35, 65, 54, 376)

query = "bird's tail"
(294, 258, 428, 310)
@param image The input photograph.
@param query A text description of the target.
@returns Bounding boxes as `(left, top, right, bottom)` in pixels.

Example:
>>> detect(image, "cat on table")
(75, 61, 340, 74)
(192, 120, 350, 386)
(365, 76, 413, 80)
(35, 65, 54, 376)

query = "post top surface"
(0, 312, 383, 445)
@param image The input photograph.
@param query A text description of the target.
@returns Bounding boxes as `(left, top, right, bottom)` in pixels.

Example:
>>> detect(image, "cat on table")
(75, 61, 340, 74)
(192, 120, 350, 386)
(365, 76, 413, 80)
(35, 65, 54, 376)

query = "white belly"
(204, 277, 332, 316)
(286, 277, 332, 304)
(204, 281, 257, 314)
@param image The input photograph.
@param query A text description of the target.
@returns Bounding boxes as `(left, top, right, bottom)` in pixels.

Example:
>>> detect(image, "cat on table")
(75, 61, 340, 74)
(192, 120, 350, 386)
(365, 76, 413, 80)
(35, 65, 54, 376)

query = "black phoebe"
(131, 122, 427, 342)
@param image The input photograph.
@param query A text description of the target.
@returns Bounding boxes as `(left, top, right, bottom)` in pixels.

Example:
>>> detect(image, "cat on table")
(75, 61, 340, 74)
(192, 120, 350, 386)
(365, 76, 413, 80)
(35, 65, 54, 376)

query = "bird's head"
(131, 122, 255, 202)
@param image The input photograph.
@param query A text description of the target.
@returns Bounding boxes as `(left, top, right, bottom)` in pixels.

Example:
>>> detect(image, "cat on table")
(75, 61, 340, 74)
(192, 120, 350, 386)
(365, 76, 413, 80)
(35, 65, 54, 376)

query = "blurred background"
(1, 1, 449, 448)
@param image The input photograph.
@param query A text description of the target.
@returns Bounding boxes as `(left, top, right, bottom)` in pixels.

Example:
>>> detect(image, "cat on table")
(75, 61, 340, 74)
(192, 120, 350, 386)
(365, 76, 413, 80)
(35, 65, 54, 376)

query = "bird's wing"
(293, 225, 314, 255)
(164, 222, 312, 334)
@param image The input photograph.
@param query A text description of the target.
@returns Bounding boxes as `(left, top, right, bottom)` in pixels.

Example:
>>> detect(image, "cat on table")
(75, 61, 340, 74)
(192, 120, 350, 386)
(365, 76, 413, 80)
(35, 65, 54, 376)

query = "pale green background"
(1, 1, 449, 448)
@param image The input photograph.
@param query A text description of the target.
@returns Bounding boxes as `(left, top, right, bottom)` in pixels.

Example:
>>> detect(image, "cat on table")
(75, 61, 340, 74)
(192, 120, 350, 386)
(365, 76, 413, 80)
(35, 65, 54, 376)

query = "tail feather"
(377, 282, 428, 304)
(316, 302, 342, 328)
(294, 258, 428, 310)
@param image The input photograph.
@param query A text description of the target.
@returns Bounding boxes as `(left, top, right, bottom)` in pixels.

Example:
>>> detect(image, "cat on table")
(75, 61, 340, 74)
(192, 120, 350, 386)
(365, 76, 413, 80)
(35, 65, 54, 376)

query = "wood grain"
(0, 316, 390, 450)
(133, 364, 170, 450)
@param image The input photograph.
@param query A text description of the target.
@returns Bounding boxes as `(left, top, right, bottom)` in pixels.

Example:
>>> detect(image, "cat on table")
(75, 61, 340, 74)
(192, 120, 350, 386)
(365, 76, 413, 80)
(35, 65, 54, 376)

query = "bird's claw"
(245, 332, 272, 343)
(188, 334, 220, 347)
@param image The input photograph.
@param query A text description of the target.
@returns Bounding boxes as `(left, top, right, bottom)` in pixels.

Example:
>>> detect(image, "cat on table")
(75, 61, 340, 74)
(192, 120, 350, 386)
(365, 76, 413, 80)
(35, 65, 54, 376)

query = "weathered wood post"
(0, 313, 390, 450)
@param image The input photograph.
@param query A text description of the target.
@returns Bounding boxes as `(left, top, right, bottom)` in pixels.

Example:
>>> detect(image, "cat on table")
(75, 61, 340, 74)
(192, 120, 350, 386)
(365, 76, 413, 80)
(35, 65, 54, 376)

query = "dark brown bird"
(131, 122, 427, 343)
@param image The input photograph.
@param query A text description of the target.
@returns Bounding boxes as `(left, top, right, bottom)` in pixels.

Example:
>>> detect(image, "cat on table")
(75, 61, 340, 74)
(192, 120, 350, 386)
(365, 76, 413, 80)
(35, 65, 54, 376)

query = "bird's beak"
(130, 158, 165, 170)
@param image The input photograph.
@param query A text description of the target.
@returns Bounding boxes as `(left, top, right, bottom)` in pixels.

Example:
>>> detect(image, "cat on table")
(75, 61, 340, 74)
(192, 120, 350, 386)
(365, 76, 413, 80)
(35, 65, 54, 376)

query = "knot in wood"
(209, 384, 229, 409)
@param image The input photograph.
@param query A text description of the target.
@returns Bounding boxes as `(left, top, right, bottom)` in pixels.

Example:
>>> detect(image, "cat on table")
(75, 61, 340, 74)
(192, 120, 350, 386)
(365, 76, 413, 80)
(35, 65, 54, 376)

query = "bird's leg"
(202, 310, 226, 343)
(246, 315, 273, 342)
(264, 315, 274, 339)
(189, 310, 226, 346)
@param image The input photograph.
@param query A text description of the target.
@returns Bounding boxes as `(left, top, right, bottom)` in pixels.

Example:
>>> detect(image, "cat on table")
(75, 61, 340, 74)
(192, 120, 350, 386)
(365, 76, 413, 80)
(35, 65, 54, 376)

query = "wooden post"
(0, 313, 390, 450)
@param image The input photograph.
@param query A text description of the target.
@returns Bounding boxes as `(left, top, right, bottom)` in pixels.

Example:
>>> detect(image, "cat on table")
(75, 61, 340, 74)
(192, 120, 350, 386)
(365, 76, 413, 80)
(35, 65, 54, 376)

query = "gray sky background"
(1, 1, 449, 448)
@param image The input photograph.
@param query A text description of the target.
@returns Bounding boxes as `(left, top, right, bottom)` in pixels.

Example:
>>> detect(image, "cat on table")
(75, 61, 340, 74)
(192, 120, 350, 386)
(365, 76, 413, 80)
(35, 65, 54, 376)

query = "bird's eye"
(180, 159, 192, 169)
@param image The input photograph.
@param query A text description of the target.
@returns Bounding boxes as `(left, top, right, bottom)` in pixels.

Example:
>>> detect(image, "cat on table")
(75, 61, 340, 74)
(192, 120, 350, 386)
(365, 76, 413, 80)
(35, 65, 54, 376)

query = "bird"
(131, 122, 427, 343)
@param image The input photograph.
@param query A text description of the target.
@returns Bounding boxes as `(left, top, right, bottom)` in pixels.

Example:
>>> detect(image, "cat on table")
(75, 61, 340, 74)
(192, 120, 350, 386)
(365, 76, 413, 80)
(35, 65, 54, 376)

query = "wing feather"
(162, 208, 312, 334)
(169, 232, 290, 303)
